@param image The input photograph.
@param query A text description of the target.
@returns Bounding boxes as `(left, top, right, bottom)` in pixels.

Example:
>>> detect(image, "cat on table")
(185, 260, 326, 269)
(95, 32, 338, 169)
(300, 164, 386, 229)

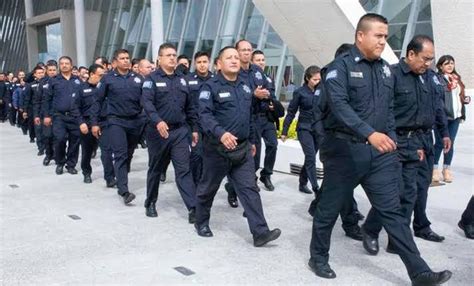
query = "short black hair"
(33, 66, 44, 74)
(46, 59, 57, 67)
(177, 54, 191, 65)
(158, 43, 177, 56)
(88, 64, 105, 76)
(251, 50, 264, 60)
(235, 39, 251, 50)
(112, 49, 129, 61)
(78, 66, 88, 72)
(217, 46, 237, 60)
(131, 58, 141, 66)
(304, 65, 321, 85)
(58, 56, 73, 64)
(334, 43, 353, 58)
(406, 34, 434, 56)
(194, 51, 210, 60)
(94, 56, 109, 66)
(356, 13, 388, 33)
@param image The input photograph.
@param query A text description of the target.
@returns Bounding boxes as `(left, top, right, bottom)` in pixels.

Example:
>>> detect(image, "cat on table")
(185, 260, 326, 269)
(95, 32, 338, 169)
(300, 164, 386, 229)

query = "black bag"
(217, 140, 250, 166)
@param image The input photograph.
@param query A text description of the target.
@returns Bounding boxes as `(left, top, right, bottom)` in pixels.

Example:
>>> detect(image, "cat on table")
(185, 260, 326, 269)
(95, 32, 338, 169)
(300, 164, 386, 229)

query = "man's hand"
(251, 144, 256, 157)
(43, 117, 52, 126)
(34, 117, 41, 125)
(367, 132, 397, 153)
(156, 121, 169, 139)
(443, 137, 452, 154)
(417, 149, 425, 161)
(22, 112, 28, 119)
(91, 125, 101, 138)
(80, 123, 89, 135)
(280, 135, 287, 142)
(254, 86, 270, 99)
(220, 132, 238, 150)
(191, 132, 199, 147)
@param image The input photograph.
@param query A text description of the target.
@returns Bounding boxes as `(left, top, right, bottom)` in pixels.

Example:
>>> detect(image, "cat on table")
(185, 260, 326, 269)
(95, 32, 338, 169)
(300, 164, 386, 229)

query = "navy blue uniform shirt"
(93, 69, 143, 125)
(322, 46, 396, 141)
(141, 68, 197, 130)
(74, 81, 99, 126)
(199, 72, 256, 144)
(34, 77, 51, 118)
(21, 79, 41, 111)
(239, 64, 276, 114)
(186, 71, 213, 111)
(282, 84, 322, 135)
(43, 74, 83, 117)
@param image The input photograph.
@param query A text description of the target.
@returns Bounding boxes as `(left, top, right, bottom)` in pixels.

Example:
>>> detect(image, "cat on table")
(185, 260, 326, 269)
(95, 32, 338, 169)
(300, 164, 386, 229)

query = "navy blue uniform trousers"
(254, 114, 278, 177)
(196, 141, 270, 237)
(52, 114, 80, 168)
(310, 135, 430, 279)
(80, 131, 97, 176)
(98, 122, 115, 182)
(145, 124, 196, 210)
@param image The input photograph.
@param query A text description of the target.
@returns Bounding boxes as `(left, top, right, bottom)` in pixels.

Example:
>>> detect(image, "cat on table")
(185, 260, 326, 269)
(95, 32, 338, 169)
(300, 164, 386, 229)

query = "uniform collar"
(350, 45, 382, 64)
(156, 67, 177, 78)
(113, 68, 133, 77)
(58, 73, 80, 81)
(399, 58, 413, 74)
(192, 71, 213, 81)
(216, 72, 244, 86)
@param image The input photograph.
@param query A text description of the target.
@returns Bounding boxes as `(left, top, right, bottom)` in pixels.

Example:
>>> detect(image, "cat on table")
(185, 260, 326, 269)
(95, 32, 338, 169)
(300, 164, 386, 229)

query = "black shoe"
(91, 150, 97, 159)
(122, 192, 136, 204)
(354, 210, 365, 221)
(386, 241, 397, 254)
(30, 138, 35, 143)
(106, 178, 117, 188)
(55, 165, 64, 175)
(362, 229, 379, 255)
(188, 208, 196, 224)
(308, 260, 336, 279)
(414, 229, 445, 242)
(345, 226, 363, 241)
(195, 224, 213, 237)
(43, 156, 51, 166)
(83, 174, 92, 184)
(160, 173, 166, 182)
(299, 184, 312, 194)
(259, 176, 275, 191)
(37, 150, 44, 156)
(253, 228, 281, 247)
(146, 203, 158, 217)
(458, 220, 474, 239)
(411, 270, 452, 286)
(225, 182, 238, 208)
(140, 141, 148, 148)
(66, 167, 78, 175)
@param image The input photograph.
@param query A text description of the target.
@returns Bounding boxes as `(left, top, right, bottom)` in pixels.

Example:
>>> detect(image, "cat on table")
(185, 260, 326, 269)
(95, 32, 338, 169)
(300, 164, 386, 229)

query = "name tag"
(83, 88, 92, 93)
(188, 80, 198, 85)
(156, 82, 167, 87)
(350, 71, 364, 78)
(32, 84, 38, 88)
(219, 92, 231, 98)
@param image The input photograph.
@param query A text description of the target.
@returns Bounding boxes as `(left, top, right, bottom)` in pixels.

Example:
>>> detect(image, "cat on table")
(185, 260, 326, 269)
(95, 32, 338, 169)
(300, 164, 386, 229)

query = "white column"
(24, 0, 33, 18)
(150, 0, 164, 62)
(74, 0, 87, 66)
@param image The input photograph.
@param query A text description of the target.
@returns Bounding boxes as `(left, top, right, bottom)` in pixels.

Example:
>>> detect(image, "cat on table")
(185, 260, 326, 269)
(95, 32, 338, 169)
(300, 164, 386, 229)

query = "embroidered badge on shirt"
(143, 81, 152, 89)
(188, 80, 198, 85)
(350, 71, 364, 78)
(199, 90, 210, 100)
(156, 82, 167, 87)
(83, 88, 92, 93)
(315, 89, 321, 96)
(432, 75, 440, 85)
(74, 79, 81, 85)
(243, 85, 251, 94)
(134, 77, 141, 84)
(180, 78, 187, 86)
(255, 71, 262, 80)
(43, 84, 49, 88)
(219, 92, 231, 98)
(382, 65, 391, 78)
(326, 70, 337, 81)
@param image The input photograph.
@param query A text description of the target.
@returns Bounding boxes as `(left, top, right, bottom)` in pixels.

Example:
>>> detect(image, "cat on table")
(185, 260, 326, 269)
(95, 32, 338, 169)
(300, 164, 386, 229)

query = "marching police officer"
(308, 14, 451, 285)
(22, 66, 45, 154)
(363, 35, 451, 252)
(92, 49, 146, 205)
(186, 51, 214, 184)
(141, 43, 198, 220)
(74, 64, 106, 184)
(43, 56, 82, 175)
(194, 46, 281, 247)
(0, 73, 8, 122)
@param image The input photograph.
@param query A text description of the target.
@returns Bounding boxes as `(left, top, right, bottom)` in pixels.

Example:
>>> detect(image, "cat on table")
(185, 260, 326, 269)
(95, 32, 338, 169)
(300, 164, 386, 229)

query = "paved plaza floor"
(1, 122, 473, 285)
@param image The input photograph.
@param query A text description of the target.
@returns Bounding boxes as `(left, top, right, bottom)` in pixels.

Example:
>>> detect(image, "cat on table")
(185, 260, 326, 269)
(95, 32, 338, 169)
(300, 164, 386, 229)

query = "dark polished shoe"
(253, 228, 281, 247)
(146, 203, 158, 217)
(354, 210, 365, 221)
(458, 221, 474, 239)
(308, 260, 336, 279)
(66, 167, 78, 175)
(411, 270, 452, 286)
(160, 173, 166, 182)
(43, 156, 51, 166)
(299, 184, 312, 194)
(415, 229, 445, 242)
(345, 226, 363, 241)
(83, 174, 92, 184)
(259, 176, 275, 191)
(122, 192, 136, 204)
(91, 150, 97, 159)
(55, 165, 64, 175)
(195, 224, 213, 237)
(30, 138, 35, 143)
(188, 208, 196, 224)
(106, 178, 117, 188)
(386, 240, 397, 254)
(362, 229, 379, 255)
(37, 150, 45, 156)
(225, 182, 238, 208)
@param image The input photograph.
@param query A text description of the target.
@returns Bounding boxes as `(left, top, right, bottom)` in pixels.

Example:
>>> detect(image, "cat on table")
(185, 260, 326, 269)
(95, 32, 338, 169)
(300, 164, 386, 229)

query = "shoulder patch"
(74, 79, 81, 85)
(243, 84, 251, 94)
(314, 89, 321, 96)
(199, 90, 210, 100)
(255, 71, 262, 80)
(143, 81, 153, 89)
(188, 80, 198, 85)
(432, 75, 441, 85)
(180, 78, 187, 86)
(325, 70, 338, 81)
(382, 65, 391, 78)
(43, 83, 49, 89)
(134, 77, 142, 84)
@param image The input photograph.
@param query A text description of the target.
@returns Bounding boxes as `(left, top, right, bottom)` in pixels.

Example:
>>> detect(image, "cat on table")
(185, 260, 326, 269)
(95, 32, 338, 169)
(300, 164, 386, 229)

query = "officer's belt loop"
(330, 130, 368, 144)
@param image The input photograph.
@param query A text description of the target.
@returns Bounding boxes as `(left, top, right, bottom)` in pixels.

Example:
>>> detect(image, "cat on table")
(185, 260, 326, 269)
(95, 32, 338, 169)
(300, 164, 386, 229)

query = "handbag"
(217, 140, 250, 166)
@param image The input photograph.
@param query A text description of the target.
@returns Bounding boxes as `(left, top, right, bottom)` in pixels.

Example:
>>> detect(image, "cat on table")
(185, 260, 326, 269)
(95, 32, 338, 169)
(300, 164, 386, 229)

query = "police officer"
(74, 64, 106, 184)
(92, 49, 145, 205)
(308, 14, 451, 285)
(36, 60, 58, 166)
(194, 46, 281, 247)
(43, 56, 82, 175)
(186, 51, 214, 184)
(22, 66, 45, 153)
(141, 43, 198, 220)
(0, 73, 8, 122)
(363, 35, 451, 252)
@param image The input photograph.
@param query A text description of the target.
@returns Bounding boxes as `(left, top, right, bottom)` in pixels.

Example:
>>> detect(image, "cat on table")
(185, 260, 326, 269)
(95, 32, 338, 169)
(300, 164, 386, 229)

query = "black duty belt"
(329, 130, 369, 144)
(396, 128, 431, 138)
(167, 122, 184, 131)
(55, 111, 72, 116)
(109, 114, 139, 120)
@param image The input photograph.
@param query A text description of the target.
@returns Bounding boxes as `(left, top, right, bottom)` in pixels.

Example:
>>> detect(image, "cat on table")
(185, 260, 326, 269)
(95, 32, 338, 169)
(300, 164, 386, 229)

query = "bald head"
(138, 59, 152, 77)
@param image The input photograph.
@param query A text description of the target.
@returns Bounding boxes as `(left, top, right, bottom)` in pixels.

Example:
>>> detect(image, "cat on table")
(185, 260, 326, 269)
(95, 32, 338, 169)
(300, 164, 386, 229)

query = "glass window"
(417, 0, 432, 21)
(243, 6, 264, 46)
(388, 24, 407, 52)
(201, 0, 224, 54)
(168, 0, 188, 41)
(38, 22, 62, 63)
(182, 0, 206, 57)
